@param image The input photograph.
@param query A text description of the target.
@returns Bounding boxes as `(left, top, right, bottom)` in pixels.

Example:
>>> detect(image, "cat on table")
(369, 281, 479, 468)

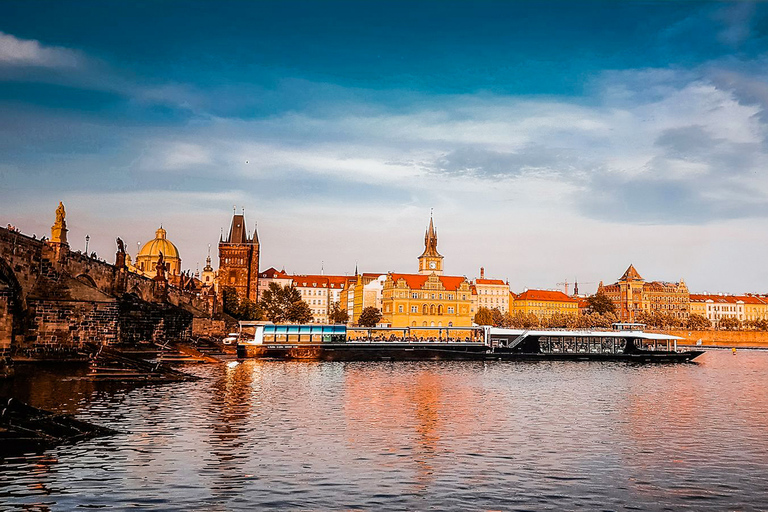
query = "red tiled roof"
(514, 289, 578, 303)
(259, 267, 289, 279)
(690, 293, 758, 304)
(290, 275, 329, 288)
(620, 264, 643, 281)
(389, 273, 468, 291)
(475, 278, 506, 285)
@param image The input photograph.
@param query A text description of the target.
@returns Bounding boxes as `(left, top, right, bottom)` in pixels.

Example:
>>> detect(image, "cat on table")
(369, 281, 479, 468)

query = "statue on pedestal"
(154, 251, 167, 281)
(115, 237, 126, 268)
(50, 202, 69, 245)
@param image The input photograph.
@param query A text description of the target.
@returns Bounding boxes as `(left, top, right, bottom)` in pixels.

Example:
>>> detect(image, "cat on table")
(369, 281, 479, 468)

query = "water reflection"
(1, 351, 768, 510)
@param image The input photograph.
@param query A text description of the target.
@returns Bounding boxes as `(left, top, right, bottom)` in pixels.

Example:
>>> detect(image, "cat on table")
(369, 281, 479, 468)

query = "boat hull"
(238, 343, 704, 362)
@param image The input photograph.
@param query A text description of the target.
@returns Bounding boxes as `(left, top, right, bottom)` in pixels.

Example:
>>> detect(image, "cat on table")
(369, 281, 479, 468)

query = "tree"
(686, 313, 711, 330)
(221, 286, 263, 321)
(260, 282, 307, 323)
(358, 307, 382, 327)
(238, 297, 263, 321)
(329, 301, 349, 324)
(474, 307, 494, 326)
(585, 292, 616, 315)
(490, 308, 504, 327)
(287, 300, 313, 324)
(222, 286, 240, 318)
(718, 317, 741, 330)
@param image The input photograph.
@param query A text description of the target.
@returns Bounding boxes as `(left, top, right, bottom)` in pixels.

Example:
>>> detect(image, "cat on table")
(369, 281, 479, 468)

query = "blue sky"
(2, 1, 768, 293)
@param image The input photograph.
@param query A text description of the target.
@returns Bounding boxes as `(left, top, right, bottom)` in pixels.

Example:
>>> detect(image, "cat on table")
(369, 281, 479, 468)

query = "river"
(2, 349, 768, 510)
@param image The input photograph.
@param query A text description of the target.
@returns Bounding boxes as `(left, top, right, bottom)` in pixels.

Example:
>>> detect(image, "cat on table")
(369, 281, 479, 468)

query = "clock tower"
(418, 214, 444, 275)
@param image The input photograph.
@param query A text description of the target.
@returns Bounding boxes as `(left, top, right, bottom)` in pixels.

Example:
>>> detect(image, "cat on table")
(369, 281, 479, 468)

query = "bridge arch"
(0, 257, 27, 350)
(76, 273, 98, 288)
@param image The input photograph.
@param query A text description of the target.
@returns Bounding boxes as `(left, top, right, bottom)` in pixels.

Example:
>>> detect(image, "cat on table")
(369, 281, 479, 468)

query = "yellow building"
(511, 289, 578, 319)
(135, 226, 181, 278)
(381, 273, 472, 328)
(340, 272, 385, 324)
(742, 295, 768, 322)
(380, 215, 472, 328)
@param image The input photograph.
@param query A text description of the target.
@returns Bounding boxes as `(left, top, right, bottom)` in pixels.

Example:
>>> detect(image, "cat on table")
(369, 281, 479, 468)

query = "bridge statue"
(50, 202, 68, 245)
(154, 251, 167, 281)
(115, 237, 126, 268)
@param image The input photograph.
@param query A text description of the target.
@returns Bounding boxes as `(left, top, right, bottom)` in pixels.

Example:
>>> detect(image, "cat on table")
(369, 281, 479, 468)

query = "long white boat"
(236, 322, 704, 362)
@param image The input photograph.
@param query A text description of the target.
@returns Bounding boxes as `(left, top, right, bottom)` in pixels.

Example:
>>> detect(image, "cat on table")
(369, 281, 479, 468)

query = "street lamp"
(85, 234, 90, 255)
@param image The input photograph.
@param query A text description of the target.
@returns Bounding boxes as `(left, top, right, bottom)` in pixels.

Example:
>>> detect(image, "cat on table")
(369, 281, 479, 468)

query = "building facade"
(689, 293, 768, 327)
(598, 264, 689, 323)
(290, 274, 349, 324)
(380, 215, 472, 328)
(511, 289, 578, 319)
(470, 267, 510, 316)
(218, 211, 260, 301)
(340, 272, 385, 324)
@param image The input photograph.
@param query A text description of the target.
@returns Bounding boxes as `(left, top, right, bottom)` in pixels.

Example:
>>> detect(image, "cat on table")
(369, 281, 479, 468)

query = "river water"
(2, 349, 768, 511)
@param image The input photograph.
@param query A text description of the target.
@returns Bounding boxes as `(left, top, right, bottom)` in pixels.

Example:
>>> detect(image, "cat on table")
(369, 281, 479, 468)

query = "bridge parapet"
(0, 225, 212, 352)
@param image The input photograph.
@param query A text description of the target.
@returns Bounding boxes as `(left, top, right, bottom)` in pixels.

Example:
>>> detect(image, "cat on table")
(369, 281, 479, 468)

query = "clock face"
(429, 261, 436, 269)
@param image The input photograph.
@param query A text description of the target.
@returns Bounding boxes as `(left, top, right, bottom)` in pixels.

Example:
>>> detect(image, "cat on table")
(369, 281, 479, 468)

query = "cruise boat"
(236, 322, 704, 362)
(486, 323, 704, 362)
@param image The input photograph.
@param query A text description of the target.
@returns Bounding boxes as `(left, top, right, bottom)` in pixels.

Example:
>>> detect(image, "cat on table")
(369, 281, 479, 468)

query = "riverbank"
(662, 329, 768, 349)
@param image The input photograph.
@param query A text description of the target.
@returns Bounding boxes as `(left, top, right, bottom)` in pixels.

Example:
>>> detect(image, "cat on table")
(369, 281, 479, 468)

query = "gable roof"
(259, 267, 289, 279)
(620, 264, 643, 281)
(388, 273, 468, 291)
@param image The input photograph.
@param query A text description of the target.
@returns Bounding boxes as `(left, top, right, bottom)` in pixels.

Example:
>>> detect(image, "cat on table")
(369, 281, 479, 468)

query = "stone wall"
(118, 295, 193, 344)
(191, 318, 228, 338)
(30, 299, 119, 346)
(0, 290, 13, 352)
(664, 329, 768, 347)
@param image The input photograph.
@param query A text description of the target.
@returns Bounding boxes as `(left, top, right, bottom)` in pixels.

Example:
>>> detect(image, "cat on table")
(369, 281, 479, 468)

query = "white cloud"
(0, 31, 82, 68)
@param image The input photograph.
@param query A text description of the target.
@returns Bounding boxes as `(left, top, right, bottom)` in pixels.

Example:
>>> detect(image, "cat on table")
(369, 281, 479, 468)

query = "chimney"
(480, 267, 485, 279)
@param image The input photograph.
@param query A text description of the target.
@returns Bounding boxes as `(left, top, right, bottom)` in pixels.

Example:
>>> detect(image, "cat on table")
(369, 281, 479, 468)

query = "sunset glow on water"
(2, 351, 768, 510)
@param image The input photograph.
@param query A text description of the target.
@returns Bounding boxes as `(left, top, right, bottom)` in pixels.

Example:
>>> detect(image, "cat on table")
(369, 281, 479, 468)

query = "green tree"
(473, 307, 494, 326)
(358, 307, 382, 327)
(328, 301, 349, 324)
(585, 292, 616, 315)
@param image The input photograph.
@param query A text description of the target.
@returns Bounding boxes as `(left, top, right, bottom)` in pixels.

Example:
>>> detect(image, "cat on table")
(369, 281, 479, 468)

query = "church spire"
(418, 211, 444, 275)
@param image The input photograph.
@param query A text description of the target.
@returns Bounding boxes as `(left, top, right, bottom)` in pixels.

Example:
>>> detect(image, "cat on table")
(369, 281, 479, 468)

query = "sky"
(2, 1, 768, 294)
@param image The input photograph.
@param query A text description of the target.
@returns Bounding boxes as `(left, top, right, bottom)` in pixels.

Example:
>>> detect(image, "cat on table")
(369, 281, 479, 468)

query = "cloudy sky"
(2, 1, 768, 294)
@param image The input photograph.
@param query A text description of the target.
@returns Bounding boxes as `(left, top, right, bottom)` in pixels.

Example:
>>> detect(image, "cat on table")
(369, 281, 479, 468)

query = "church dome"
(138, 227, 180, 259)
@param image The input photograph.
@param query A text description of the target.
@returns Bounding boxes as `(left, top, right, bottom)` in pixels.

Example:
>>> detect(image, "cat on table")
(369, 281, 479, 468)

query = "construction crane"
(556, 278, 595, 296)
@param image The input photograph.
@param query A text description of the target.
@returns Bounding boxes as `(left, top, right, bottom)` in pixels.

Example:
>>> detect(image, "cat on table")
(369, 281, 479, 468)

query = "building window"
(399, 305, 404, 313)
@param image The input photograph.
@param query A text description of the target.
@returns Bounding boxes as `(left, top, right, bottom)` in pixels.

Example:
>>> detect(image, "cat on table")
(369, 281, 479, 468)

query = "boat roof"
(488, 328, 683, 341)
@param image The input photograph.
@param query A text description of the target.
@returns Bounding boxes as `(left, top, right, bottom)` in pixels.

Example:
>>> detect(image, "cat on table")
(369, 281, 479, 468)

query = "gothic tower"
(418, 214, 444, 275)
(218, 210, 260, 301)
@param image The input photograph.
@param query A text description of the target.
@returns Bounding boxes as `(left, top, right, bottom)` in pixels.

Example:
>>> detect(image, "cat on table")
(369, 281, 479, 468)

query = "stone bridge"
(0, 225, 214, 352)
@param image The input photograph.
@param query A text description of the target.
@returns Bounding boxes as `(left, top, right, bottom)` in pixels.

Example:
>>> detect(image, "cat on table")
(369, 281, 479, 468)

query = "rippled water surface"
(2, 350, 768, 510)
